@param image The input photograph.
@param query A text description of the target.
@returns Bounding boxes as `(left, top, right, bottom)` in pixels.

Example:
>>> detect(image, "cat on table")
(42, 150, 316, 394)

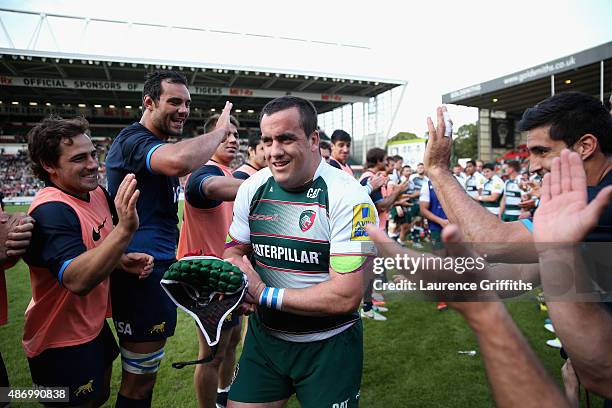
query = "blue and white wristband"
(258, 287, 285, 311)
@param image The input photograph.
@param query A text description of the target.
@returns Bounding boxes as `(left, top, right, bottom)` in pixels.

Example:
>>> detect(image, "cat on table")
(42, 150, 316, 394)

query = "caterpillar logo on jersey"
(351, 204, 376, 241)
(252, 243, 320, 264)
(299, 210, 317, 232)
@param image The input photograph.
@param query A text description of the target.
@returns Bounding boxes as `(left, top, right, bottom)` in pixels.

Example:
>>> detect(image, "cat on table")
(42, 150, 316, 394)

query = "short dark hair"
(143, 70, 188, 103)
(519, 92, 612, 154)
(366, 147, 386, 168)
(204, 114, 240, 133)
(28, 115, 90, 182)
(331, 129, 351, 144)
(482, 162, 496, 171)
(260, 96, 317, 137)
(402, 165, 411, 171)
(319, 140, 331, 151)
(466, 160, 476, 166)
(247, 133, 262, 150)
(506, 160, 521, 172)
(394, 155, 403, 162)
(417, 162, 424, 166)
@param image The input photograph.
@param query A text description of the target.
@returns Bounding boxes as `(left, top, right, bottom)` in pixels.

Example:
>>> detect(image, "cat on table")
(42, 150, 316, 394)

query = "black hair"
(466, 160, 476, 166)
(28, 115, 90, 182)
(143, 70, 188, 103)
(247, 133, 262, 150)
(506, 160, 521, 172)
(366, 147, 387, 168)
(260, 96, 317, 137)
(331, 129, 351, 144)
(519, 91, 612, 154)
(482, 162, 496, 171)
(319, 140, 332, 151)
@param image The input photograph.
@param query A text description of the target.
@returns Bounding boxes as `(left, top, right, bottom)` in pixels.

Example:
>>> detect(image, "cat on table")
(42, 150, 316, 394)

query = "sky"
(1, 0, 611, 137)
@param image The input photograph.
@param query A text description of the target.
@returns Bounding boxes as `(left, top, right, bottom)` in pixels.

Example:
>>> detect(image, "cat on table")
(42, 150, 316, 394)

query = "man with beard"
(423, 92, 612, 400)
(176, 114, 244, 408)
(106, 70, 233, 407)
(224, 96, 377, 407)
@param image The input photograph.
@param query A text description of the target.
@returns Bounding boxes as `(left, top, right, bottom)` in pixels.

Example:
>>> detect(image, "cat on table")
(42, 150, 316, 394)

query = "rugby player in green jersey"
(224, 96, 378, 408)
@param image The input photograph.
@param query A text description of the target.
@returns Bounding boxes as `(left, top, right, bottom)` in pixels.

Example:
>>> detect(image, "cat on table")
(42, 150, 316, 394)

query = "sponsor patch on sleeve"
(351, 204, 376, 241)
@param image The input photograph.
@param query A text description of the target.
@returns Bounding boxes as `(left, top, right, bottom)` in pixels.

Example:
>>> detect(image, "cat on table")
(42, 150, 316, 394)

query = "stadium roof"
(442, 41, 612, 115)
(0, 7, 406, 126)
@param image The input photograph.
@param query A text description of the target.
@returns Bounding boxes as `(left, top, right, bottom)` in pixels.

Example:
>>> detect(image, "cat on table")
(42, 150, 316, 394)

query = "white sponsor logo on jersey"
(253, 243, 320, 264)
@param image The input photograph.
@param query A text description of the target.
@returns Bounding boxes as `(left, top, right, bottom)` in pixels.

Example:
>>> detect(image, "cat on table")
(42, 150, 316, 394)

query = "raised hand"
(114, 173, 140, 234)
(369, 174, 386, 192)
(424, 106, 453, 173)
(533, 149, 612, 244)
(215, 101, 234, 141)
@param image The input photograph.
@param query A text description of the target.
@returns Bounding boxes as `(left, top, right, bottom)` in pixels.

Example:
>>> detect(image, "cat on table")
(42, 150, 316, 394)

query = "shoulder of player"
(322, 169, 373, 212)
(236, 166, 273, 197)
(30, 201, 80, 228)
(319, 163, 361, 190)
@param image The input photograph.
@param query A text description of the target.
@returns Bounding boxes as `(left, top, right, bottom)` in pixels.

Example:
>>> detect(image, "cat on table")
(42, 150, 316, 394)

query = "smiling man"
(106, 70, 233, 407)
(328, 129, 354, 176)
(24, 116, 149, 407)
(224, 96, 377, 408)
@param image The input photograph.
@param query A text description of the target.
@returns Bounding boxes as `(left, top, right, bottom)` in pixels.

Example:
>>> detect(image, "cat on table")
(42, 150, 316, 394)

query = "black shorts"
(111, 259, 177, 342)
(27, 321, 119, 407)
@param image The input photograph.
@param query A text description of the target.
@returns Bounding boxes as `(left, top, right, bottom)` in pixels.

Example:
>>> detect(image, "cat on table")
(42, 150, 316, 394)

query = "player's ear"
(310, 130, 320, 152)
(573, 134, 597, 160)
(143, 95, 155, 111)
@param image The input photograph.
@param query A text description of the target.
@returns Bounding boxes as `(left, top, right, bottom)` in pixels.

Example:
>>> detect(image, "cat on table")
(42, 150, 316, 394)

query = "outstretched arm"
(149, 102, 234, 177)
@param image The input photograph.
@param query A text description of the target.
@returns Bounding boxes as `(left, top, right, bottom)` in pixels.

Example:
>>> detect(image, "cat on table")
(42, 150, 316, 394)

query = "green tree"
(452, 123, 477, 163)
(386, 131, 418, 148)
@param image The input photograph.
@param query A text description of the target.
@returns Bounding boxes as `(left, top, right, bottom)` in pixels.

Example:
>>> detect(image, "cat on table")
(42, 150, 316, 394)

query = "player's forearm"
(62, 225, 133, 296)
(539, 250, 612, 397)
(376, 191, 402, 213)
(152, 128, 226, 177)
(429, 169, 493, 231)
(274, 273, 363, 317)
(428, 169, 535, 260)
(222, 244, 252, 264)
(461, 302, 570, 408)
(202, 177, 244, 201)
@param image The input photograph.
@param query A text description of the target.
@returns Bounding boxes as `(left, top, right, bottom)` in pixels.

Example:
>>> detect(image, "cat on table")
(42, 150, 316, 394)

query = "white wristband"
(258, 287, 285, 311)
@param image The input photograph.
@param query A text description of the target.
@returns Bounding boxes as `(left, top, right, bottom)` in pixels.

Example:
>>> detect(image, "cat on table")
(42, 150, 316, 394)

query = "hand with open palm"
(533, 149, 612, 245)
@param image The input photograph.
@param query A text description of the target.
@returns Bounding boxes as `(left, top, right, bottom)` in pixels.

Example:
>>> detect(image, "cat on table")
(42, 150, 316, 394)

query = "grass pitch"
(1, 204, 595, 407)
